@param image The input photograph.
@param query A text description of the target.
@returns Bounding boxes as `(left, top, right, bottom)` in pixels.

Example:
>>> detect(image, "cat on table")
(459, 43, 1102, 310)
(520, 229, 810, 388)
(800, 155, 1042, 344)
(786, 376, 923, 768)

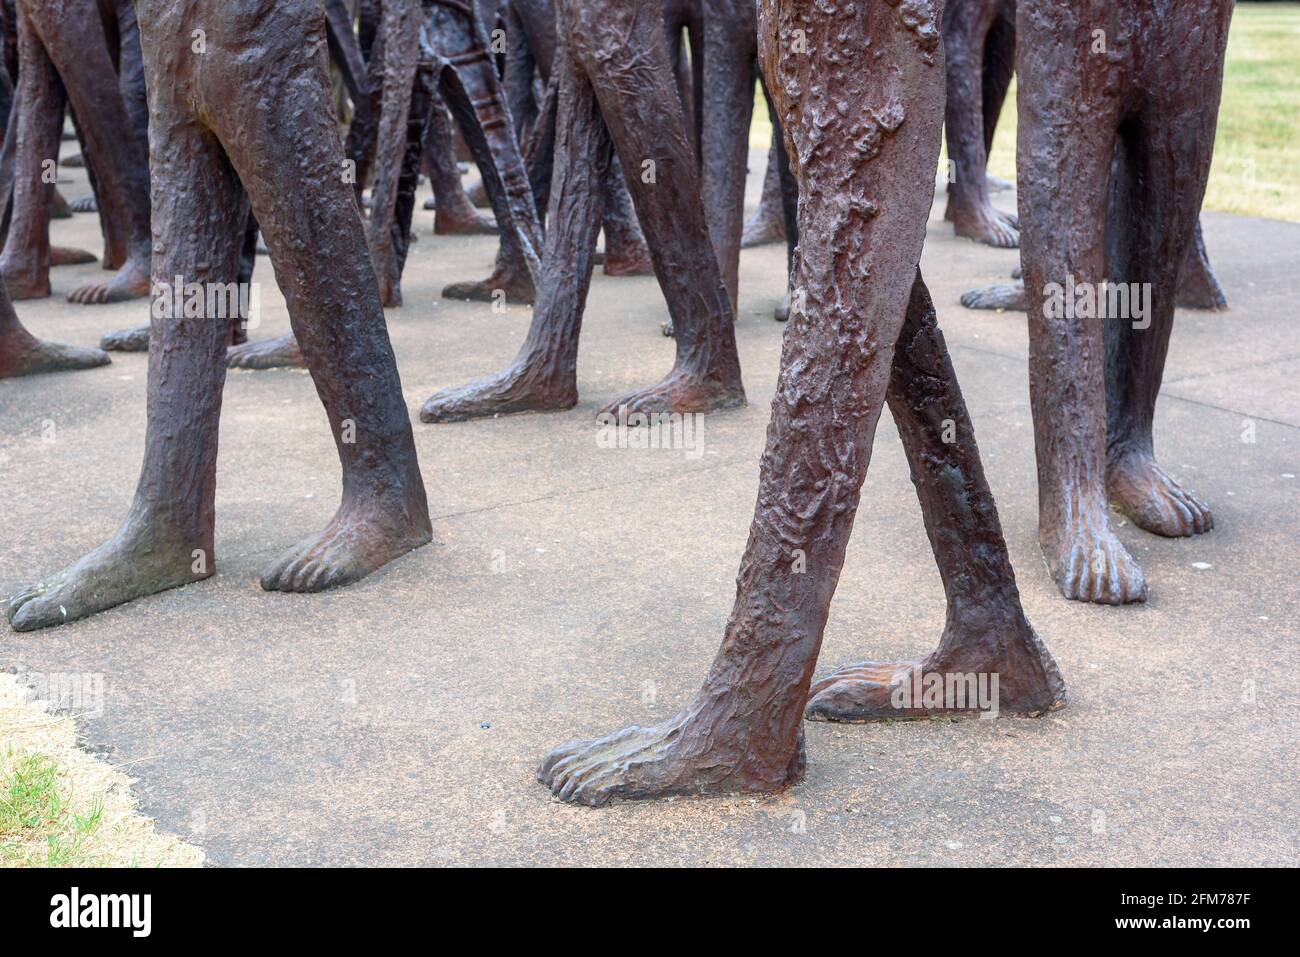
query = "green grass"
(0, 751, 104, 867)
(1205, 3, 1300, 219)
(751, 3, 1300, 221)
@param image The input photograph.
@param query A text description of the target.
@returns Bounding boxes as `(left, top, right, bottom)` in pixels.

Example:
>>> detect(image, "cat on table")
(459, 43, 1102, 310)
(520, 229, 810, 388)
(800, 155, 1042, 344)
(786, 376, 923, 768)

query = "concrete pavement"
(1, 157, 1296, 866)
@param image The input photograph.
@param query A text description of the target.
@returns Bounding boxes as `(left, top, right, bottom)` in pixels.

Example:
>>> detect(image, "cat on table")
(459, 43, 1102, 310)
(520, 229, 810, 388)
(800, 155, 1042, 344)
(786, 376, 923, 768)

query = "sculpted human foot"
(960, 277, 1025, 311)
(597, 369, 745, 418)
(805, 615, 1066, 723)
(100, 324, 150, 352)
(67, 255, 151, 304)
(442, 264, 535, 305)
(774, 288, 791, 322)
(951, 202, 1019, 248)
(602, 244, 654, 277)
(538, 709, 806, 807)
(69, 194, 99, 213)
(1107, 449, 1213, 538)
(227, 333, 306, 370)
(1042, 507, 1147, 604)
(1, 255, 52, 300)
(8, 514, 207, 632)
(51, 247, 98, 266)
(260, 492, 432, 593)
(601, 218, 654, 277)
(741, 206, 784, 248)
(0, 335, 110, 378)
(434, 206, 498, 235)
(420, 363, 577, 424)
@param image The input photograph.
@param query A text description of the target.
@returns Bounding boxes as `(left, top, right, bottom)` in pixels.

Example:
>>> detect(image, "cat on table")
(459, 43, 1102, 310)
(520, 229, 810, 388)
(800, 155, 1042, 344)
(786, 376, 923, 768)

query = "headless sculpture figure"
(442, 0, 654, 305)
(419, 0, 744, 423)
(0, 0, 151, 304)
(539, 0, 1063, 806)
(1016, 0, 1231, 605)
(942, 0, 1017, 247)
(6, 0, 432, 632)
(0, 280, 107, 377)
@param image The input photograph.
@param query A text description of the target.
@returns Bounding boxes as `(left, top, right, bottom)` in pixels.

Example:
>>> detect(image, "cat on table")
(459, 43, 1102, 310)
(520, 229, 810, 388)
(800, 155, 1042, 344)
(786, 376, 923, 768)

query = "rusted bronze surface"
(1017, 0, 1231, 604)
(956, 0, 1228, 315)
(7, 0, 431, 632)
(421, 0, 545, 300)
(420, 0, 744, 423)
(539, 0, 1063, 806)
(0, 279, 108, 377)
(742, 135, 786, 248)
(445, 0, 653, 305)
(423, 86, 499, 236)
(322, 0, 543, 310)
(962, 219, 1228, 314)
(942, 0, 1017, 247)
(0, 0, 151, 304)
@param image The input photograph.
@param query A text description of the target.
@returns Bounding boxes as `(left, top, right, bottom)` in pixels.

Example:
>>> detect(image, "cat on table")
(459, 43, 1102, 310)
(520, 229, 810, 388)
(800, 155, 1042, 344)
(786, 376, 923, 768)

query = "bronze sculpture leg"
(1100, 29, 1224, 540)
(804, 276, 1063, 721)
(0, 0, 151, 304)
(961, 213, 1229, 313)
(364, 0, 422, 309)
(343, 0, 382, 199)
(697, 0, 754, 309)
(695, 0, 798, 319)
(106, 207, 258, 358)
(444, 0, 652, 303)
(1018, 2, 1141, 604)
(597, 153, 653, 276)
(7, 0, 431, 632)
(660, 0, 702, 160)
(0, 280, 107, 377)
(942, 0, 1017, 247)
(225, 3, 377, 369)
(1018, 0, 1230, 605)
(432, 6, 544, 286)
(0, 9, 64, 300)
(420, 0, 743, 424)
(742, 133, 785, 248)
(1174, 221, 1227, 312)
(423, 89, 498, 235)
(428, 0, 545, 305)
(538, 0, 1061, 806)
